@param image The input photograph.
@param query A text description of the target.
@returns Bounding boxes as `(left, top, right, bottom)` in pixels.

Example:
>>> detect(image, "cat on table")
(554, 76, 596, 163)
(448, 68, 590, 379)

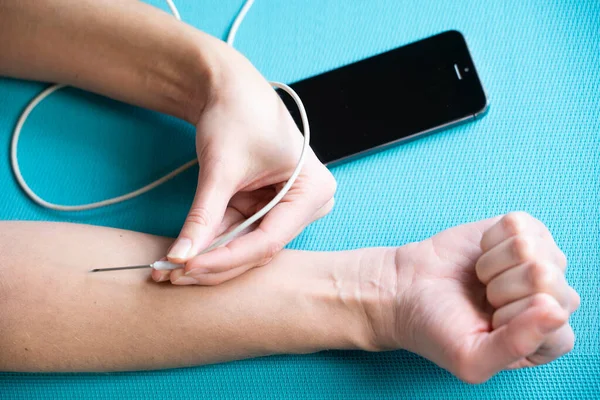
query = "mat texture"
(0, 0, 598, 398)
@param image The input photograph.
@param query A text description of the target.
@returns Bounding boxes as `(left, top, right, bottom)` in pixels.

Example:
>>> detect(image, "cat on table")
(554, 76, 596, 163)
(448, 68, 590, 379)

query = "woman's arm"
(0, 0, 225, 123)
(0, 216, 578, 382)
(0, 0, 339, 280)
(0, 221, 379, 372)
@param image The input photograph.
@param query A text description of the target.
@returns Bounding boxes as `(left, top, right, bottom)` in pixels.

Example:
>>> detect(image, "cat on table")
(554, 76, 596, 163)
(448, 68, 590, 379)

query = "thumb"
(167, 169, 233, 263)
(469, 297, 567, 382)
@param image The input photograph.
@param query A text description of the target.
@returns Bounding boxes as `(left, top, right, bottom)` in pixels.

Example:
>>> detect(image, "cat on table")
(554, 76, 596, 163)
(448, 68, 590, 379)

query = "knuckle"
(512, 235, 533, 262)
(316, 197, 335, 220)
(558, 312, 569, 327)
(503, 211, 530, 236)
(310, 167, 337, 198)
(546, 305, 569, 327)
(561, 329, 576, 354)
(185, 207, 212, 228)
(261, 239, 284, 265)
(310, 172, 337, 207)
(322, 171, 338, 198)
(325, 196, 335, 212)
(198, 150, 238, 186)
(530, 292, 555, 309)
(528, 262, 554, 292)
(570, 288, 581, 312)
(504, 319, 537, 360)
(558, 250, 568, 270)
(507, 335, 532, 360)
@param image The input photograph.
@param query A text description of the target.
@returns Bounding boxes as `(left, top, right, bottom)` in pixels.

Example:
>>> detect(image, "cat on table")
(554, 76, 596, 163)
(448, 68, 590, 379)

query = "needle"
(89, 261, 184, 273)
(90, 265, 151, 272)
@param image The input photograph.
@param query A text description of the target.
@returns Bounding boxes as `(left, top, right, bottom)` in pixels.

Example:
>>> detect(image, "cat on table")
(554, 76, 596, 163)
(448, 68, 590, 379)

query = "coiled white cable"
(10, 0, 309, 256)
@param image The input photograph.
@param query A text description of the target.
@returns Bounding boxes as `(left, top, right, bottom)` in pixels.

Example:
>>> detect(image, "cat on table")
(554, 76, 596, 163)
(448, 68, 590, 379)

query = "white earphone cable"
(10, 0, 309, 255)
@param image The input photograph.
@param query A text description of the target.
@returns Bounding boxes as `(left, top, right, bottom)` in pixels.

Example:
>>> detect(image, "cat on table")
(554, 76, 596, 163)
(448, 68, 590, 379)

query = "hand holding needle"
(89, 220, 251, 273)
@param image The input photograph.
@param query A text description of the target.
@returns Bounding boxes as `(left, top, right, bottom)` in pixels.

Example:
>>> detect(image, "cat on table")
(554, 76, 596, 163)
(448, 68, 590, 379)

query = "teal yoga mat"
(1, 0, 598, 398)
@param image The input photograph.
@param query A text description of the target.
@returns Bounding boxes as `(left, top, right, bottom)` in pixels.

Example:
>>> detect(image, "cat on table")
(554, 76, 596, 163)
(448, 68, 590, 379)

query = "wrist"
(259, 249, 379, 354)
(269, 247, 412, 354)
(180, 31, 230, 124)
(345, 245, 416, 353)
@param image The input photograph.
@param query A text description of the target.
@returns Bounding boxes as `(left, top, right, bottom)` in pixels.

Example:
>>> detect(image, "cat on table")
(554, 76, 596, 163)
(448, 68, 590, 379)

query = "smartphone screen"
(278, 30, 488, 165)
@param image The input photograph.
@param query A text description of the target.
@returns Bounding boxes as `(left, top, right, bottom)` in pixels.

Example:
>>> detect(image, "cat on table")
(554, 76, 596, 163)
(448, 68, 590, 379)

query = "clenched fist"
(360, 212, 579, 383)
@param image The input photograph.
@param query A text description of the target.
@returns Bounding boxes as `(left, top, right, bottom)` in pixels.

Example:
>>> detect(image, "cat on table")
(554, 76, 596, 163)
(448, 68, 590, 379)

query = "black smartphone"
(278, 30, 489, 166)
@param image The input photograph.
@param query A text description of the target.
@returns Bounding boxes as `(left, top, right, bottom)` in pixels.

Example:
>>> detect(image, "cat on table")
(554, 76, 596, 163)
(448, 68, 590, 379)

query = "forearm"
(0, 0, 224, 123)
(0, 222, 377, 372)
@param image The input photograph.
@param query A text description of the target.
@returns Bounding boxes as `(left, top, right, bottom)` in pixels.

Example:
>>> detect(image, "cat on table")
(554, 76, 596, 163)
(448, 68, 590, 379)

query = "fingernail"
(172, 276, 198, 285)
(167, 238, 192, 260)
(151, 269, 169, 283)
(185, 268, 210, 276)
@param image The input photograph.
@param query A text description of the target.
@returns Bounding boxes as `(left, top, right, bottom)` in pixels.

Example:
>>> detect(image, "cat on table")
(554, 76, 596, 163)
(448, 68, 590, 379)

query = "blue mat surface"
(0, 0, 598, 398)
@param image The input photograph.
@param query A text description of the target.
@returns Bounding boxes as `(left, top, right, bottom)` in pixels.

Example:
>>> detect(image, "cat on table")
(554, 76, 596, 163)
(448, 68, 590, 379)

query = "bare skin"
(0, 213, 579, 383)
(0, 221, 371, 372)
(0, 0, 337, 282)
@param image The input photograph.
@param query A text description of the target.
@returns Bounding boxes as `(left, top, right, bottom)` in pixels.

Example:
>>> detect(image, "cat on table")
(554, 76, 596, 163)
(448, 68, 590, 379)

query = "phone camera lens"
(464, 67, 470, 72)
